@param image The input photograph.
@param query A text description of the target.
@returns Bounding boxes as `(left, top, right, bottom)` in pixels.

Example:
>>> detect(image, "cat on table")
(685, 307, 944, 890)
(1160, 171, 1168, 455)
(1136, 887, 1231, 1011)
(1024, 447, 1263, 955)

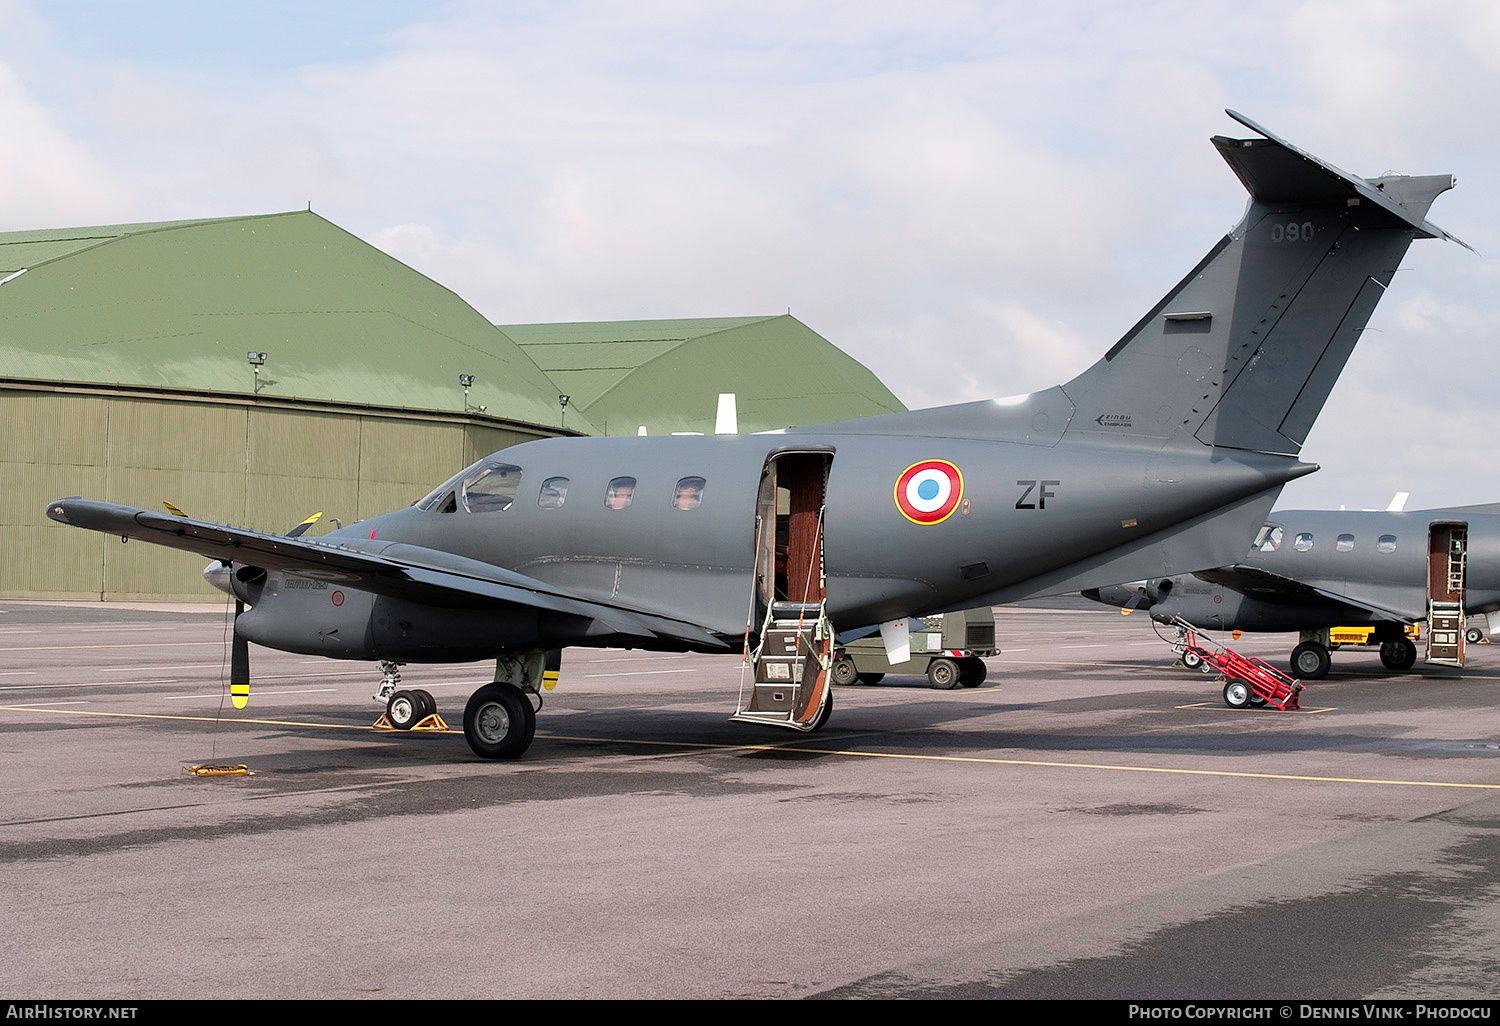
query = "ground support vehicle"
(832, 608, 997, 689)
(1164, 618, 1305, 710)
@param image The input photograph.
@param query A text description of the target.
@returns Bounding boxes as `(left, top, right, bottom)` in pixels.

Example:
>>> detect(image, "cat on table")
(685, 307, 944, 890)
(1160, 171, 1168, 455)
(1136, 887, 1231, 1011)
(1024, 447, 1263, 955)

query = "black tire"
(462, 683, 537, 760)
(1181, 649, 1203, 669)
(927, 657, 961, 690)
(412, 690, 437, 721)
(1380, 638, 1418, 672)
(810, 689, 833, 732)
(958, 657, 987, 687)
(1289, 641, 1331, 680)
(856, 673, 885, 685)
(1466, 627, 1484, 645)
(1223, 679, 1252, 709)
(830, 657, 859, 686)
(1248, 694, 1268, 708)
(387, 690, 421, 730)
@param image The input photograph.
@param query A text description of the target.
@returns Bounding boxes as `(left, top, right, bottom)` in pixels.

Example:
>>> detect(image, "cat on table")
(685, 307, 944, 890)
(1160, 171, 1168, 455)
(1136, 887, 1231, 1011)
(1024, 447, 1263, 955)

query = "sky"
(3, 0, 1498, 511)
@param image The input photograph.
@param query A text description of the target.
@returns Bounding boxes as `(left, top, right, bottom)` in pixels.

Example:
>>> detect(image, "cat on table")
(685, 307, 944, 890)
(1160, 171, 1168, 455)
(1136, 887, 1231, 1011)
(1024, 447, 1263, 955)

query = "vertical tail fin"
(1061, 111, 1464, 455)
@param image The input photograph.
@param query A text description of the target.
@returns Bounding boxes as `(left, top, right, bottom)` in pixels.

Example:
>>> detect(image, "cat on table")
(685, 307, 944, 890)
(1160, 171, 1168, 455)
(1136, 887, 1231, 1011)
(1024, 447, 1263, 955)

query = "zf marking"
(1016, 480, 1060, 509)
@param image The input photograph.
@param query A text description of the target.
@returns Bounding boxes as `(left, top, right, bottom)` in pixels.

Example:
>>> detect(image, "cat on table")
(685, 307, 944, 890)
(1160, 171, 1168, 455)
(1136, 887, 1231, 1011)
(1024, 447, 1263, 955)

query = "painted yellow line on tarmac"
(1175, 702, 1337, 715)
(738, 745, 1500, 790)
(0, 641, 228, 652)
(6, 704, 1498, 791)
(0, 705, 415, 732)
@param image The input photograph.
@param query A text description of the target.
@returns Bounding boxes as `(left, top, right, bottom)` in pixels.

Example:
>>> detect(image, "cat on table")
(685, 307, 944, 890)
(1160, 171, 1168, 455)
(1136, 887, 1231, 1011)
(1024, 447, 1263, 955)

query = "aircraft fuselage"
(235, 429, 1303, 662)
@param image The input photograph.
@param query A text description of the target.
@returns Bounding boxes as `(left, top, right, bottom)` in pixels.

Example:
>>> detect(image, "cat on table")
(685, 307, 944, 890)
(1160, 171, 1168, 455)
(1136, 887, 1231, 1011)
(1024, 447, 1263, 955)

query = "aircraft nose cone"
(203, 560, 233, 596)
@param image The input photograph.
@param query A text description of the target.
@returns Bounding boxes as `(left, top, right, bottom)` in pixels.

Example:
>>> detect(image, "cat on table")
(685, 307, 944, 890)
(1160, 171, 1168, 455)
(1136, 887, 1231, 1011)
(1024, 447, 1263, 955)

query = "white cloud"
(0, 60, 130, 228)
(1, 0, 1497, 507)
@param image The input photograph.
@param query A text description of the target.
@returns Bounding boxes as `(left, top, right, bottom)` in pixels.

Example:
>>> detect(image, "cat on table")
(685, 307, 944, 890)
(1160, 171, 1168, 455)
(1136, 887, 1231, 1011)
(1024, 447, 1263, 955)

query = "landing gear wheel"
(1380, 638, 1418, 672)
(856, 673, 885, 685)
(958, 657, 987, 687)
(462, 683, 537, 760)
(387, 690, 422, 730)
(927, 657, 961, 690)
(830, 657, 859, 686)
(1181, 649, 1203, 669)
(1290, 641, 1331, 680)
(412, 690, 436, 721)
(1467, 626, 1484, 645)
(810, 689, 833, 731)
(1223, 679, 1252, 709)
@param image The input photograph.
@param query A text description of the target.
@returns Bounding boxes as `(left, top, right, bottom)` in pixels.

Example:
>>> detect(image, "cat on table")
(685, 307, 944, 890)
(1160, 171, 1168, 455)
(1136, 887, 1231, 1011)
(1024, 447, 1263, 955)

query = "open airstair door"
(732, 450, 834, 732)
(1426, 522, 1468, 666)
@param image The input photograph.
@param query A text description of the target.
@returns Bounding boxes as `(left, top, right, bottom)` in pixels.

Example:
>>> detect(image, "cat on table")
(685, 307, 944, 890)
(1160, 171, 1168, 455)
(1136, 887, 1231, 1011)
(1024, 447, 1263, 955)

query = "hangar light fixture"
(247, 351, 268, 393)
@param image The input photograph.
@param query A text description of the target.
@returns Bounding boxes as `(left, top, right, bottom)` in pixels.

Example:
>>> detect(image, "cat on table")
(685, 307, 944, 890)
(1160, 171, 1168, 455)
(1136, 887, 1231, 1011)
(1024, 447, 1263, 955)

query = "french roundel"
(894, 460, 964, 525)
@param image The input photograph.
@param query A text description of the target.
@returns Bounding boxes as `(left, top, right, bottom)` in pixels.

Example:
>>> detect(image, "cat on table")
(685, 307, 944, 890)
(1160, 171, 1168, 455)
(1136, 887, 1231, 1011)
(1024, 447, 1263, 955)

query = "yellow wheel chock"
(184, 764, 254, 777)
(372, 713, 450, 732)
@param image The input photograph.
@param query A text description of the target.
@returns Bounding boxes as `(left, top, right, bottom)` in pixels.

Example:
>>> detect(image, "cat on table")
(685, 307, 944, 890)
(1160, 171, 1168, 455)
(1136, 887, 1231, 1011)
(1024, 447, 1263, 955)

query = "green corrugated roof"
(503, 314, 906, 435)
(0, 211, 595, 433)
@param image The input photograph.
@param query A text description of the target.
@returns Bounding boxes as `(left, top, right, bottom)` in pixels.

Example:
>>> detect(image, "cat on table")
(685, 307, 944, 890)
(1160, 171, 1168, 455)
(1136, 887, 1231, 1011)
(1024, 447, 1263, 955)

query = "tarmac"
(1, 597, 1498, 999)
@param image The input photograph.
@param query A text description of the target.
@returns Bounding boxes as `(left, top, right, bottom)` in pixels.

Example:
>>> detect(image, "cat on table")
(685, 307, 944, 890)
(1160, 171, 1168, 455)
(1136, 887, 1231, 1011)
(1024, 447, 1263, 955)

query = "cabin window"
(1253, 524, 1283, 552)
(537, 477, 569, 509)
(463, 462, 524, 513)
(1294, 533, 1314, 552)
(673, 476, 706, 510)
(1377, 535, 1397, 554)
(605, 477, 637, 510)
(1336, 533, 1355, 552)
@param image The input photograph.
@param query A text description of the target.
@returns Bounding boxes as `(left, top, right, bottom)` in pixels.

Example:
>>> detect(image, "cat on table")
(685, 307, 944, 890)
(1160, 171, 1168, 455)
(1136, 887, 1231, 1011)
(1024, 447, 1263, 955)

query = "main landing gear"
(459, 649, 555, 760)
(1379, 637, 1418, 672)
(1289, 641, 1331, 680)
(463, 683, 537, 760)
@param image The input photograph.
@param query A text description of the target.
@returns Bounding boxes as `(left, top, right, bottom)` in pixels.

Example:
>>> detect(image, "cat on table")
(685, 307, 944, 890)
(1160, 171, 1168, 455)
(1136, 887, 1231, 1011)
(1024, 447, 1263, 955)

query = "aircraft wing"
(44, 498, 728, 649)
(1192, 565, 1418, 624)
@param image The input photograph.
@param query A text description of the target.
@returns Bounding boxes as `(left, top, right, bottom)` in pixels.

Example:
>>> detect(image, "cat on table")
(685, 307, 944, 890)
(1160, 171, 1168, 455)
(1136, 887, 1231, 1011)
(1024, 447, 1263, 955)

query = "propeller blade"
(1122, 586, 1151, 614)
(230, 599, 250, 709)
(162, 501, 186, 517)
(285, 511, 324, 538)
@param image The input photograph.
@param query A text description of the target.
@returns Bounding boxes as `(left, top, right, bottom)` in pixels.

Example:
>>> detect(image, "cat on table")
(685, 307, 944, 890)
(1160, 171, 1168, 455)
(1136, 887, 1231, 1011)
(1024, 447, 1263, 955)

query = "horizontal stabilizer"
(1221, 111, 1470, 250)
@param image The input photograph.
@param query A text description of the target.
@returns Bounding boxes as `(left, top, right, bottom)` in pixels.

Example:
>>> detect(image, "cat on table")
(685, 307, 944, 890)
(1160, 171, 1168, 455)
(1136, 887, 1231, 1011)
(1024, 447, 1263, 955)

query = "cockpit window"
(416, 468, 467, 512)
(415, 459, 525, 514)
(1253, 524, 1283, 552)
(673, 476, 705, 510)
(464, 463, 523, 513)
(538, 477, 569, 509)
(605, 477, 636, 510)
(1294, 532, 1314, 552)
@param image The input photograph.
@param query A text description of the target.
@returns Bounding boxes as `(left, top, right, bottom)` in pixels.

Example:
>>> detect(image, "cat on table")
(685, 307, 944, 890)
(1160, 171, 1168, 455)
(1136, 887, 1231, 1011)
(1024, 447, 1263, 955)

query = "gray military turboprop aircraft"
(1084, 503, 1500, 680)
(44, 111, 1465, 759)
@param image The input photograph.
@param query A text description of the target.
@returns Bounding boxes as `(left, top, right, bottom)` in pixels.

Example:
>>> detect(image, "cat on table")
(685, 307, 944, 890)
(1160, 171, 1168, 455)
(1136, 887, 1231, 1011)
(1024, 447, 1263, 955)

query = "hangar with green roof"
(2, 210, 906, 600)
(501, 315, 905, 437)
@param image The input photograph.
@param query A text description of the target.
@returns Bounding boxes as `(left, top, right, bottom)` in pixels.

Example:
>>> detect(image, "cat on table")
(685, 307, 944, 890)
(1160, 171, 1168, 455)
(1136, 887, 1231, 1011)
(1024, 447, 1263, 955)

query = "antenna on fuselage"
(715, 393, 738, 435)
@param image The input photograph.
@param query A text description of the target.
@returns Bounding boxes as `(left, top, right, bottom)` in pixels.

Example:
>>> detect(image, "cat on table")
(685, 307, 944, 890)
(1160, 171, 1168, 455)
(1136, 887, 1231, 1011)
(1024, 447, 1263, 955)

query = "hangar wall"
(2, 386, 537, 600)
